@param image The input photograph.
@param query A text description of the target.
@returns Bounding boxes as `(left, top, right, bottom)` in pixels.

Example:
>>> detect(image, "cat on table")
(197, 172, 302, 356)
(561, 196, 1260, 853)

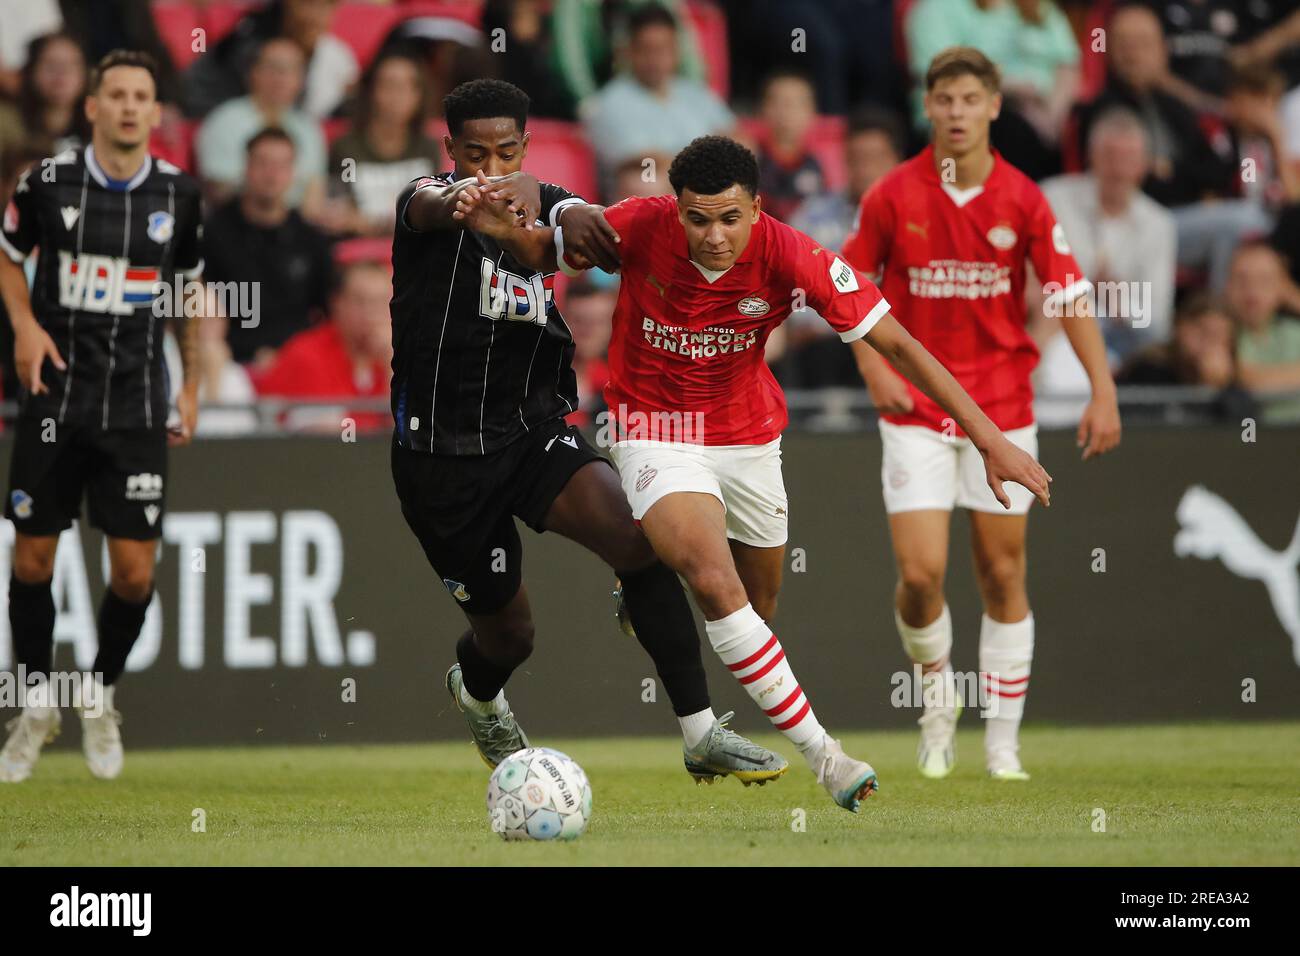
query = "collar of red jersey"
(85, 145, 153, 192)
(920, 143, 1004, 188)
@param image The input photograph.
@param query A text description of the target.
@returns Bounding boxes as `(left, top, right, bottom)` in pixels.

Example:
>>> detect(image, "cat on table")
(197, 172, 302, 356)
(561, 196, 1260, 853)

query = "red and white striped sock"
(979, 612, 1034, 759)
(704, 604, 827, 765)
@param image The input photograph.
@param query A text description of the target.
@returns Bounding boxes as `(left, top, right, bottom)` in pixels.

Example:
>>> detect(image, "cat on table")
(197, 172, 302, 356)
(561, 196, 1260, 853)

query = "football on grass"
(486, 747, 592, 841)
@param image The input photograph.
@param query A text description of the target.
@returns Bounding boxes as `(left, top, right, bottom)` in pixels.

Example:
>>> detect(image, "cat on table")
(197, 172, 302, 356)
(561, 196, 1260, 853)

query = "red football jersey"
(842, 146, 1089, 434)
(594, 195, 890, 445)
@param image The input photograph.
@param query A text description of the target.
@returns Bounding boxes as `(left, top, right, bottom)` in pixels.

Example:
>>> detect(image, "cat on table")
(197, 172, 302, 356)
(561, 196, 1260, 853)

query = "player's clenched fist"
(13, 320, 66, 395)
(982, 435, 1052, 509)
(558, 205, 622, 273)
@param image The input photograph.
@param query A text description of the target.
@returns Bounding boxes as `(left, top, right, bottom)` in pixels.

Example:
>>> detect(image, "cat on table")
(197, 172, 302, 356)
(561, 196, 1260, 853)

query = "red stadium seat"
(149, 117, 198, 175)
(329, 4, 405, 69)
(153, 1, 255, 71)
(519, 118, 600, 202)
(334, 236, 393, 266)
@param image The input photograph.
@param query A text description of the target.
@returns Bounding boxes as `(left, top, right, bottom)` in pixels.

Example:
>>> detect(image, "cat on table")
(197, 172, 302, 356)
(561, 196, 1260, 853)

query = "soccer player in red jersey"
(457, 134, 1049, 810)
(842, 48, 1122, 781)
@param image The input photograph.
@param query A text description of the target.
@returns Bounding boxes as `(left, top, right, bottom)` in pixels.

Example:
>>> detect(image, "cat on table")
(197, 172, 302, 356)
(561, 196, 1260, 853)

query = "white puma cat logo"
(1174, 485, 1300, 666)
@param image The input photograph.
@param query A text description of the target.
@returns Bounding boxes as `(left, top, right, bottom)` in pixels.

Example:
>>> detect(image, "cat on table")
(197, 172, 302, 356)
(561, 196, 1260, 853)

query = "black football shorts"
(391, 418, 606, 615)
(5, 417, 168, 540)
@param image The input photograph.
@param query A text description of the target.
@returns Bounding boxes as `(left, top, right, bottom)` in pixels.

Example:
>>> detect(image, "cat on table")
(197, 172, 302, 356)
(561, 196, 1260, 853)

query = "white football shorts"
(608, 438, 788, 547)
(879, 421, 1039, 515)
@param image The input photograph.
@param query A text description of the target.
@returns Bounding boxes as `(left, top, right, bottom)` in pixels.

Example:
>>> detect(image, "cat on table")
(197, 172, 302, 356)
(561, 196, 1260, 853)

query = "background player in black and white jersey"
(391, 79, 787, 785)
(0, 51, 204, 784)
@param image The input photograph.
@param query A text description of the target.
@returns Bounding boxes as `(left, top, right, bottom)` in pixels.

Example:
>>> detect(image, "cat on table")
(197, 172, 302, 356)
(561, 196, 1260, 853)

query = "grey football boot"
(446, 664, 529, 768)
(684, 711, 789, 786)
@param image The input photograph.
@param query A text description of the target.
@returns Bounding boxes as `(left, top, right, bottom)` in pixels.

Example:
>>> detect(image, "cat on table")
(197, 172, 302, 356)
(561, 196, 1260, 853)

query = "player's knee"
(13, 547, 56, 584)
(973, 553, 1024, 603)
(683, 565, 745, 616)
(896, 560, 944, 602)
(109, 566, 155, 604)
(487, 619, 536, 666)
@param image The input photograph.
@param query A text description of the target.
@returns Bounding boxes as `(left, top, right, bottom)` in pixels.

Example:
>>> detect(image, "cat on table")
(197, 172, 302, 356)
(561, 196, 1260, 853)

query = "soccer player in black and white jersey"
(391, 79, 787, 785)
(0, 51, 204, 783)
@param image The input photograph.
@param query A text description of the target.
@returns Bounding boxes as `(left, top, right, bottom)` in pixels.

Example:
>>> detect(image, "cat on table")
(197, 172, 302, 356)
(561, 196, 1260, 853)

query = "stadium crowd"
(1, 0, 1299, 433)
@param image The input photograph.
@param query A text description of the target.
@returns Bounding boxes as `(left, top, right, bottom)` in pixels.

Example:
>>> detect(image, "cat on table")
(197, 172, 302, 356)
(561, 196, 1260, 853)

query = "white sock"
(459, 682, 507, 717)
(705, 604, 827, 768)
(678, 708, 716, 749)
(897, 604, 956, 708)
(979, 612, 1034, 758)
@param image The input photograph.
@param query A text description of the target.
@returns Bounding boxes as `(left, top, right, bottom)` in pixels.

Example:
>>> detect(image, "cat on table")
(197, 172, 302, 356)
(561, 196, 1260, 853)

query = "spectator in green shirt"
(1229, 240, 1300, 423)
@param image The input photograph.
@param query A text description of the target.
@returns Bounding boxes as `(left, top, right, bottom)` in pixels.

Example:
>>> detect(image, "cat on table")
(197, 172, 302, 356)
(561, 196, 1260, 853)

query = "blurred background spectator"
(196, 36, 328, 213)
(754, 70, 825, 223)
(0, 33, 90, 159)
(725, 0, 900, 115)
(326, 47, 438, 237)
(1118, 292, 1236, 386)
(253, 258, 393, 433)
(777, 108, 905, 389)
(1041, 106, 1177, 366)
(563, 278, 616, 427)
(581, 3, 733, 186)
(184, 0, 359, 119)
(203, 126, 333, 367)
(1073, 4, 1270, 294)
(906, 0, 1080, 179)
(790, 108, 905, 251)
(1227, 240, 1300, 423)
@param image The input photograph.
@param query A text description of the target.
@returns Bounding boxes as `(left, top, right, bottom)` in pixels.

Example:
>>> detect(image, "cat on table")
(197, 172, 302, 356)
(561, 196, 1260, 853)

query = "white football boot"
(813, 736, 878, 812)
(0, 705, 62, 783)
(917, 668, 961, 779)
(987, 745, 1030, 781)
(78, 680, 124, 780)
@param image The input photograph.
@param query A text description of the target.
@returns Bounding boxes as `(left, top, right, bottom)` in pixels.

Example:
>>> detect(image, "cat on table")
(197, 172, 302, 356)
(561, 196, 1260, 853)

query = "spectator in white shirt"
(1039, 106, 1177, 391)
(580, 4, 733, 184)
(195, 37, 328, 216)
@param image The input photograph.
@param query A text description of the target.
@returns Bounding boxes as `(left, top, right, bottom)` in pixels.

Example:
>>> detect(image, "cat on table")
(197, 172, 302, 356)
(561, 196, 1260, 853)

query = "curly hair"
(443, 78, 530, 137)
(667, 135, 759, 198)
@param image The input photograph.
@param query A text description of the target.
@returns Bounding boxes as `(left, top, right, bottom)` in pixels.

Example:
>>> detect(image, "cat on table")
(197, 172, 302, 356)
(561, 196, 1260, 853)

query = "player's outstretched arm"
(860, 315, 1053, 509)
(1057, 296, 1122, 460)
(0, 253, 64, 395)
(406, 170, 541, 232)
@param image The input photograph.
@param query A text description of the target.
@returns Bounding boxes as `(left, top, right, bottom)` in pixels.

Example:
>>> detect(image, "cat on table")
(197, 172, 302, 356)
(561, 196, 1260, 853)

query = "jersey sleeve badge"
(829, 256, 859, 293)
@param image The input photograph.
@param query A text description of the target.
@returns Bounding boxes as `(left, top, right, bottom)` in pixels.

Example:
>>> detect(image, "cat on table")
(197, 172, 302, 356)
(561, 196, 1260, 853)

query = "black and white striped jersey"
(1, 145, 203, 430)
(389, 172, 585, 456)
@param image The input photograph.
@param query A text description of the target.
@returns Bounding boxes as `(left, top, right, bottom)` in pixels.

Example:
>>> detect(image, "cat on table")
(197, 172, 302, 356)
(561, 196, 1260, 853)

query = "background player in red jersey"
(842, 48, 1122, 782)
(464, 134, 1052, 810)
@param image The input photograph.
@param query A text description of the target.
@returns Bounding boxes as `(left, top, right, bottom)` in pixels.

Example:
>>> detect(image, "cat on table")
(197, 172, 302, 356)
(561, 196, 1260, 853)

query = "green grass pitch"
(3, 721, 1297, 866)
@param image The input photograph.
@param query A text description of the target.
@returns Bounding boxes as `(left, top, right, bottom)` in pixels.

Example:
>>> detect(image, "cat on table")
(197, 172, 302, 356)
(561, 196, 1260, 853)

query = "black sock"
(455, 630, 516, 702)
(9, 574, 55, 680)
(93, 588, 152, 686)
(618, 561, 710, 717)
